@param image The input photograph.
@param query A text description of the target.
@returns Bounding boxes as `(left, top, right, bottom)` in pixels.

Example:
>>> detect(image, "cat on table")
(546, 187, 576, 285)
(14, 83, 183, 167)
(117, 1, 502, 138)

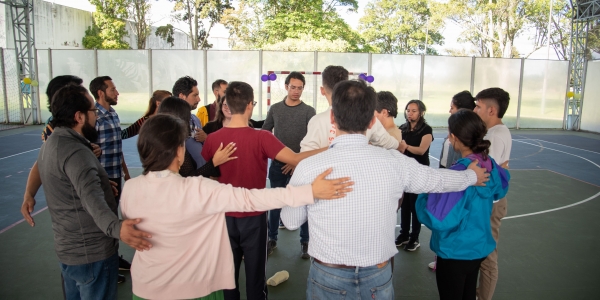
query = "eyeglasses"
(252, 101, 257, 106)
(88, 108, 99, 116)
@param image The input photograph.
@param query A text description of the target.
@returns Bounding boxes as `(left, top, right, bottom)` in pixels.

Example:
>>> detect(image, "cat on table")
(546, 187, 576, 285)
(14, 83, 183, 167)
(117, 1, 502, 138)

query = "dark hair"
(452, 90, 476, 110)
(89, 76, 112, 100)
(172, 76, 198, 98)
(448, 109, 491, 159)
(214, 95, 227, 124)
(157, 96, 192, 136)
(50, 85, 91, 128)
(46, 75, 83, 112)
(225, 81, 253, 114)
(285, 71, 305, 86)
(400, 99, 427, 133)
(376, 91, 398, 118)
(322, 65, 349, 92)
(475, 87, 510, 118)
(137, 114, 188, 175)
(144, 90, 172, 118)
(331, 80, 376, 133)
(212, 79, 227, 92)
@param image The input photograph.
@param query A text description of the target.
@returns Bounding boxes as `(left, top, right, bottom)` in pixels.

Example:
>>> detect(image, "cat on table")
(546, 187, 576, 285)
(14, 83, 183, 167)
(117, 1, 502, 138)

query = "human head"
(375, 91, 398, 123)
(331, 80, 377, 134)
(403, 99, 427, 130)
(144, 90, 172, 118)
(450, 90, 476, 114)
(225, 81, 255, 116)
(284, 72, 305, 102)
(474, 87, 510, 127)
(321, 65, 349, 94)
(46, 75, 83, 112)
(214, 95, 232, 124)
(448, 109, 491, 158)
(50, 85, 98, 142)
(172, 76, 200, 110)
(157, 96, 192, 136)
(89, 76, 119, 106)
(212, 79, 228, 102)
(137, 114, 187, 175)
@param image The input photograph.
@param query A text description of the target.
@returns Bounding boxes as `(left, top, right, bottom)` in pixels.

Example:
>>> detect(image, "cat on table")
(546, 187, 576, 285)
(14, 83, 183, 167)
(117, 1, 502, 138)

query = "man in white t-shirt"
(300, 65, 401, 152)
(474, 87, 512, 300)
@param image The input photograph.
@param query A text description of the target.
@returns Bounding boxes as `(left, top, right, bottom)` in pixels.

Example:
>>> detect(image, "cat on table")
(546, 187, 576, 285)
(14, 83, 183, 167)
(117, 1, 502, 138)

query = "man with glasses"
(262, 72, 316, 258)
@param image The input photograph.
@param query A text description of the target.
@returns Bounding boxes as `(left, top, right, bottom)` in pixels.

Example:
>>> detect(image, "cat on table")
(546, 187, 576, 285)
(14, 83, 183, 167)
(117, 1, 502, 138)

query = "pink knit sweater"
(120, 170, 314, 299)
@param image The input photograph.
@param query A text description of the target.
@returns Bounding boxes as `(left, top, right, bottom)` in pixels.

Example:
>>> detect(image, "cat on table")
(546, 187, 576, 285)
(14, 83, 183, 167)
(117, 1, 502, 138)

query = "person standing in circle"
(396, 100, 433, 251)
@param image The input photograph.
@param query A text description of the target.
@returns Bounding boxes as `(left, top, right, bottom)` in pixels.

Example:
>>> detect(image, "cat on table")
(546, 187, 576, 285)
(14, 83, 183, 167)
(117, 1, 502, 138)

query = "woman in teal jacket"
(416, 109, 510, 300)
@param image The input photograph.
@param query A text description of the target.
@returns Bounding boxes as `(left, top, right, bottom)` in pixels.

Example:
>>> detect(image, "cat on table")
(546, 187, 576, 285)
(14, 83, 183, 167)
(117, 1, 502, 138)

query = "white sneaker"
(428, 261, 436, 270)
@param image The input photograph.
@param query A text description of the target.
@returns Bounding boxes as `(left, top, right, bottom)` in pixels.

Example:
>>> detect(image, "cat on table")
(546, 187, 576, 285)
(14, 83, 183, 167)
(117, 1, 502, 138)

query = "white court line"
(527, 139, 600, 155)
(0, 148, 40, 160)
(513, 140, 600, 169)
(429, 155, 439, 161)
(504, 191, 600, 220)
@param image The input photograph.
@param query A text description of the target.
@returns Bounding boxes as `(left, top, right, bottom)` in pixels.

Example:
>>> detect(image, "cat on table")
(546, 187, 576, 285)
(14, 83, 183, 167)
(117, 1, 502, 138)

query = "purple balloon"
(366, 75, 374, 83)
(269, 73, 277, 81)
(261, 74, 268, 82)
(359, 73, 367, 80)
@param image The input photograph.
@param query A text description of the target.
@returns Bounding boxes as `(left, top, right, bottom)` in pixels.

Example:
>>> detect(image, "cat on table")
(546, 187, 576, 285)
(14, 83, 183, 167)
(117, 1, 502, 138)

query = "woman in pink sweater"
(121, 114, 353, 300)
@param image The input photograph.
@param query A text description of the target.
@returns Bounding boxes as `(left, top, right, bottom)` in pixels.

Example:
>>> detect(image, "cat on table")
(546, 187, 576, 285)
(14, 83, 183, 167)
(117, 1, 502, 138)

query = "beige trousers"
(477, 197, 507, 300)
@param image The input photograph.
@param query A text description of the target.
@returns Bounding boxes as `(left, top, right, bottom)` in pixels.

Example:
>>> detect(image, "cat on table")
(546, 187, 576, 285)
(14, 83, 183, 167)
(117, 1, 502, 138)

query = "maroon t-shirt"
(201, 127, 286, 217)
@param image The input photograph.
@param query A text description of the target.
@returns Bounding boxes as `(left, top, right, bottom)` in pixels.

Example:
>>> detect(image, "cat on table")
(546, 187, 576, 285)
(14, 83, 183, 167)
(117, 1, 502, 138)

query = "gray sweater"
(38, 127, 121, 265)
(262, 98, 316, 154)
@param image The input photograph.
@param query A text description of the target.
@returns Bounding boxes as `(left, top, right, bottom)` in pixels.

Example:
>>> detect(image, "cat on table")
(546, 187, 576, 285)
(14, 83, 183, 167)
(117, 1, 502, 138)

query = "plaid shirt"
(95, 102, 123, 179)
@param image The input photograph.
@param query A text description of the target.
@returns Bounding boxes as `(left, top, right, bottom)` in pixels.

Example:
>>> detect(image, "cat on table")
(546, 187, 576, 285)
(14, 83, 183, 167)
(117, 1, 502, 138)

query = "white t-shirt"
(485, 124, 512, 165)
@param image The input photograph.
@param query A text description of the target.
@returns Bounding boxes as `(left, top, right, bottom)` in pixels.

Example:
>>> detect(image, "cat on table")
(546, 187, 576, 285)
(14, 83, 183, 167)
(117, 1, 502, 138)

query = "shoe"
(404, 240, 420, 251)
(117, 274, 126, 284)
(267, 240, 277, 256)
(279, 219, 285, 229)
(395, 235, 409, 247)
(119, 255, 131, 271)
(428, 261, 436, 270)
(301, 242, 310, 259)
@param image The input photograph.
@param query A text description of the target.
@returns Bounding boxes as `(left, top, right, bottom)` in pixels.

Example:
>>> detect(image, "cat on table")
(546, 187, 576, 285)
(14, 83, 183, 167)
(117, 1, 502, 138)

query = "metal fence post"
(470, 57, 476, 94)
(148, 49, 153, 98)
(516, 58, 525, 129)
(313, 51, 318, 109)
(0, 48, 9, 123)
(418, 55, 425, 101)
(94, 49, 98, 77)
(48, 48, 53, 79)
(562, 60, 572, 130)
(203, 49, 208, 106)
(577, 60, 589, 131)
(259, 49, 263, 119)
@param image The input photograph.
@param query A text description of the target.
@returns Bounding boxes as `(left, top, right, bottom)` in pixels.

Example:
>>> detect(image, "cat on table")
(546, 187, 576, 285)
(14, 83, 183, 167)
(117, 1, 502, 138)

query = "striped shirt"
(281, 134, 477, 267)
(95, 102, 123, 179)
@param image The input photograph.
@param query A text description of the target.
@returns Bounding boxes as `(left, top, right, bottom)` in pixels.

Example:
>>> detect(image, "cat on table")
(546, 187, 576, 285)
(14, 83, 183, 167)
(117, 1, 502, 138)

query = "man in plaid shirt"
(89, 76, 132, 281)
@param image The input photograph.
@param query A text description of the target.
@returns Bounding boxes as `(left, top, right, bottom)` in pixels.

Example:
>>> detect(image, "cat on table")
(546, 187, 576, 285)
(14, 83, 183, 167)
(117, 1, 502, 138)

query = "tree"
(83, 0, 130, 49)
(156, 0, 232, 50)
(128, 0, 153, 49)
(358, 0, 444, 55)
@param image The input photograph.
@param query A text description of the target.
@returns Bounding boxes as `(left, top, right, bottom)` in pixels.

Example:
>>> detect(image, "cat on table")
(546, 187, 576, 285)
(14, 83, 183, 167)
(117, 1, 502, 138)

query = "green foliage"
(83, 0, 130, 49)
(129, 0, 153, 49)
(260, 34, 352, 52)
(155, 24, 176, 47)
(359, 0, 444, 54)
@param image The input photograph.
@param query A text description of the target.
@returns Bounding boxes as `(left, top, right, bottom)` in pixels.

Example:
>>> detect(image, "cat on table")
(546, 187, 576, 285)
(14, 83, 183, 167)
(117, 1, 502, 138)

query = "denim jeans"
(267, 160, 309, 243)
(60, 252, 118, 300)
(307, 259, 394, 300)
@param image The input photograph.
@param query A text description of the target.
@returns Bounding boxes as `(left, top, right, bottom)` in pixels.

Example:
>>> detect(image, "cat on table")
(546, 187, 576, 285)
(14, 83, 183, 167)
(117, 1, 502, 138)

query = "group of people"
(20, 64, 512, 300)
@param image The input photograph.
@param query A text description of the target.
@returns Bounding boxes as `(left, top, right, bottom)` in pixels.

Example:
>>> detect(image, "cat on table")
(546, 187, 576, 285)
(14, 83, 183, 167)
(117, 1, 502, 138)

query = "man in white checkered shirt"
(281, 80, 489, 299)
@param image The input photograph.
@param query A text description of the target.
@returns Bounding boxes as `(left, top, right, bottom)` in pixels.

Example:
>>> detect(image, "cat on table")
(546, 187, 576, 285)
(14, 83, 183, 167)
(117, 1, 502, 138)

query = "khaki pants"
(477, 197, 507, 300)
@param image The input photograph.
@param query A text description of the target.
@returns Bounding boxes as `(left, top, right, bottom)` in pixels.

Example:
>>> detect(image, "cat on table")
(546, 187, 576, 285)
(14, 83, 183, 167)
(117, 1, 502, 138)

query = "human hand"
(311, 168, 354, 199)
(281, 164, 295, 175)
(109, 181, 119, 197)
(398, 140, 408, 153)
(91, 143, 102, 157)
(21, 193, 36, 227)
(120, 219, 153, 251)
(468, 159, 489, 186)
(500, 160, 509, 170)
(195, 130, 207, 142)
(213, 142, 238, 166)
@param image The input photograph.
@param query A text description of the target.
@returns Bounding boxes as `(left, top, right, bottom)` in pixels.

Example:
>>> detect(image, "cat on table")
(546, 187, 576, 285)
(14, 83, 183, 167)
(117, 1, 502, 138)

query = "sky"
(46, 0, 557, 59)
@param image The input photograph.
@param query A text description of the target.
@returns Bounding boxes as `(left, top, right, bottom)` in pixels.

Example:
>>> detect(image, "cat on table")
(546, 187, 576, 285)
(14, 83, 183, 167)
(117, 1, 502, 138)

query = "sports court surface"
(1, 126, 599, 299)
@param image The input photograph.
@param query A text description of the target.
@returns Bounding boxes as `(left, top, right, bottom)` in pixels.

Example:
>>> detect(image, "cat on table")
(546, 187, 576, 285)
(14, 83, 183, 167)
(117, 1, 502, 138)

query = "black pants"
(436, 256, 485, 300)
(399, 192, 421, 240)
(224, 213, 268, 300)
(108, 177, 122, 206)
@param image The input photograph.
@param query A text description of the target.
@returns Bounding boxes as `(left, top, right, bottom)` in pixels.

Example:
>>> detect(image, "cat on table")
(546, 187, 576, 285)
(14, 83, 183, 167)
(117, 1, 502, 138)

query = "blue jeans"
(267, 160, 309, 243)
(60, 253, 118, 300)
(307, 259, 394, 300)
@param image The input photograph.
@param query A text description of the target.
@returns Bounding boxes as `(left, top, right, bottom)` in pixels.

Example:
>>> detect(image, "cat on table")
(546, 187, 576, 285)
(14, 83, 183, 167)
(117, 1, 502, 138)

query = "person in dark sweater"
(262, 72, 316, 258)
(397, 100, 433, 251)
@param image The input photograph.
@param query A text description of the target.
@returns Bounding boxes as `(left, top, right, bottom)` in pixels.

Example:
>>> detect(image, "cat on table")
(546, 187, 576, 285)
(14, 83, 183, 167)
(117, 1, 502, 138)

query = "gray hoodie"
(38, 126, 122, 265)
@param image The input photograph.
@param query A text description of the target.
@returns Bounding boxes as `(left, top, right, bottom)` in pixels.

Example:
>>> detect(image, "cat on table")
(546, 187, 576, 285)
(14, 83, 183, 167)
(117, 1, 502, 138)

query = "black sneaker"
(301, 242, 310, 259)
(119, 255, 131, 271)
(117, 274, 126, 284)
(395, 235, 409, 247)
(267, 240, 277, 256)
(404, 240, 420, 252)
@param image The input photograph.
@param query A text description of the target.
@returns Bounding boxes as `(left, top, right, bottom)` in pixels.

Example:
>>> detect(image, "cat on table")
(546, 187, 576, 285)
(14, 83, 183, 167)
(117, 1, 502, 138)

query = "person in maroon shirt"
(202, 82, 324, 300)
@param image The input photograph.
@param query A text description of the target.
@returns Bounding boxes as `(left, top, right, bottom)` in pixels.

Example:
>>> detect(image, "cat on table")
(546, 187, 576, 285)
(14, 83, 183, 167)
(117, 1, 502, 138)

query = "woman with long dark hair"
(416, 109, 510, 300)
(396, 99, 433, 251)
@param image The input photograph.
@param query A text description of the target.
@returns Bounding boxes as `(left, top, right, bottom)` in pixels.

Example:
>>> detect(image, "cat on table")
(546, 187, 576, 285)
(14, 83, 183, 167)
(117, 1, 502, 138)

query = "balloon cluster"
(358, 73, 375, 83)
(261, 73, 278, 82)
(22, 77, 39, 87)
(566, 91, 582, 100)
